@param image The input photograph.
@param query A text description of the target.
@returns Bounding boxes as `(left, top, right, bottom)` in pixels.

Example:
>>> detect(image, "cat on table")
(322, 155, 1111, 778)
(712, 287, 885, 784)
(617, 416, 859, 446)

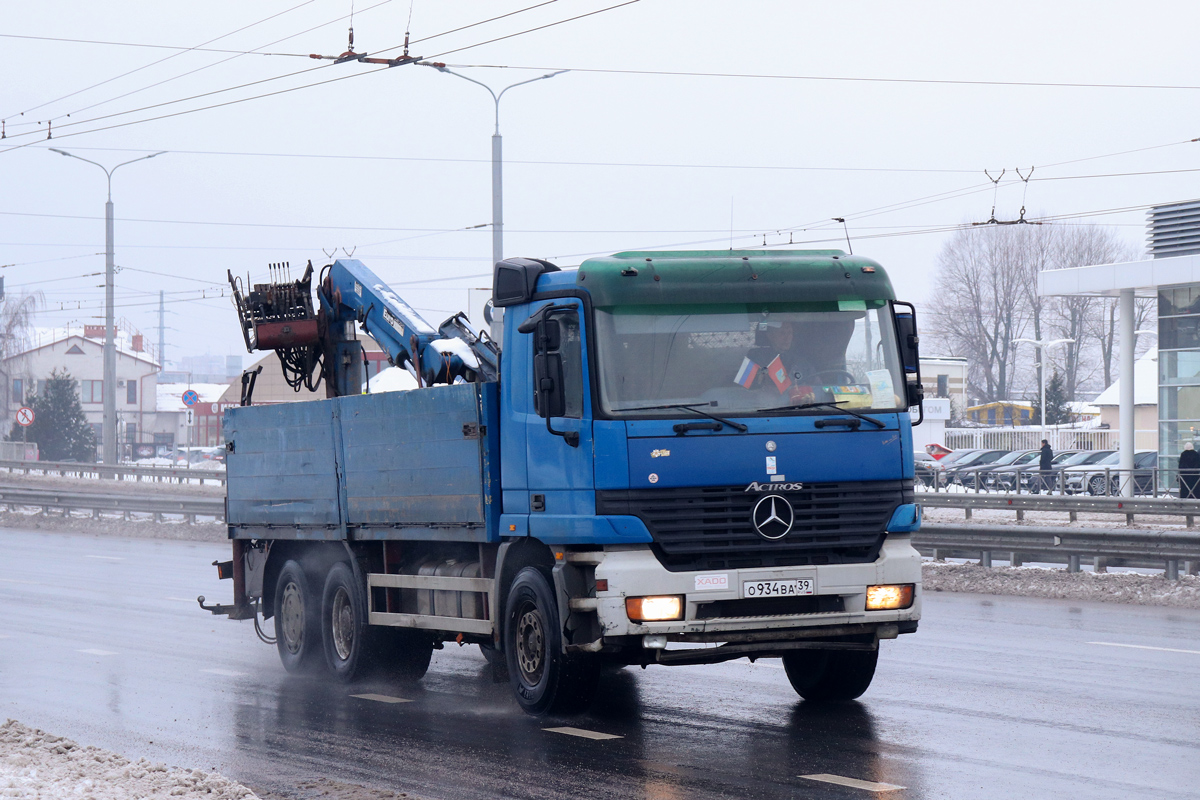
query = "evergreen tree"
(1030, 370, 1071, 426)
(6, 369, 97, 461)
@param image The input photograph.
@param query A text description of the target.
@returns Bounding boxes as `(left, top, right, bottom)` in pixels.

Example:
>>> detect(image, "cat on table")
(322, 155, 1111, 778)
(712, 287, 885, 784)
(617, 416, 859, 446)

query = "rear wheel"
(274, 560, 323, 674)
(504, 567, 599, 715)
(782, 647, 878, 702)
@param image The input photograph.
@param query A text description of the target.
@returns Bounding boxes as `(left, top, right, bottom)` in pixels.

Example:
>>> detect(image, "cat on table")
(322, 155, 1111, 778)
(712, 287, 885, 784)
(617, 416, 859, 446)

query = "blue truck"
(204, 250, 925, 715)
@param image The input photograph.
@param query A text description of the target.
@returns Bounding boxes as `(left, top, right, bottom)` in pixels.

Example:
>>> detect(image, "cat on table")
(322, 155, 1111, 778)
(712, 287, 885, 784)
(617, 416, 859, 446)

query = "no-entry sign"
(15, 407, 34, 427)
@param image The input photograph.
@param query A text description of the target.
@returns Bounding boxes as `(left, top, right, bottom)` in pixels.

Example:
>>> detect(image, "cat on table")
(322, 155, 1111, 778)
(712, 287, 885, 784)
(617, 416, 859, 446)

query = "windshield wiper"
(614, 402, 748, 433)
(759, 400, 886, 429)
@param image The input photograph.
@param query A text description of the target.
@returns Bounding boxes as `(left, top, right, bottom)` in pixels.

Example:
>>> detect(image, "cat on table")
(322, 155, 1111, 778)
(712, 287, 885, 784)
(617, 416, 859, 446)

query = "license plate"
(742, 579, 814, 598)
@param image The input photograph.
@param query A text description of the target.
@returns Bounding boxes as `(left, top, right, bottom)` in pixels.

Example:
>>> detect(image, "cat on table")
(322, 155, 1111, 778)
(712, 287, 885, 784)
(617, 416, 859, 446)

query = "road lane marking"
(800, 774, 905, 792)
(544, 727, 623, 740)
(1088, 641, 1200, 655)
(85, 555, 123, 561)
(78, 649, 117, 656)
(201, 668, 246, 677)
(350, 694, 411, 704)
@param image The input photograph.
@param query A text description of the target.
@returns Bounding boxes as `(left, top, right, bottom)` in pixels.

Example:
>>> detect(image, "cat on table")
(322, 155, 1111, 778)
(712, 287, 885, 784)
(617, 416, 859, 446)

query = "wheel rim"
(331, 586, 355, 662)
(280, 581, 305, 655)
(1090, 477, 1105, 495)
(514, 601, 545, 684)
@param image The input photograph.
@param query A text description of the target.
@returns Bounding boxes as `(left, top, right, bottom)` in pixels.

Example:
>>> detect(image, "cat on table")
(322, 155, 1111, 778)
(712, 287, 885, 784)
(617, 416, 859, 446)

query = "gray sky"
(3, 0, 1199, 365)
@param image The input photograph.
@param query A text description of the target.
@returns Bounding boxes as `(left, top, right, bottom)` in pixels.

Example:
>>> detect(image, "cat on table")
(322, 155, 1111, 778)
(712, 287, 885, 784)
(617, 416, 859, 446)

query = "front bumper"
(590, 534, 921, 642)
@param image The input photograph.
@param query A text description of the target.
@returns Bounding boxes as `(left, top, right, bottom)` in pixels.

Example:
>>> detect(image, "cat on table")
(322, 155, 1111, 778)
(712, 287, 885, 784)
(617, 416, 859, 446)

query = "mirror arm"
(547, 417, 580, 447)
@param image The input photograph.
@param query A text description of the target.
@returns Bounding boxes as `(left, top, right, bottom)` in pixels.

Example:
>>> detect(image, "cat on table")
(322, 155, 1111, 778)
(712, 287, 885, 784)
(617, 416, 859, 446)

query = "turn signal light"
(865, 584, 915, 610)
(625, 595, 684, 622)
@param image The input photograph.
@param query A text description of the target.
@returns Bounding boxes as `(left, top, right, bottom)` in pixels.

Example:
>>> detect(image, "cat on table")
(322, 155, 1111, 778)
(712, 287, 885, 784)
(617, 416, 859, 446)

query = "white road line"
(750, 662, 785, 670)
(1088, 641, 1200, 655)
(350, 694, 411, 704)
(544, 726, 623, 740)
(85, 555, 123, 561)
(78, 648, 117, 656)
(800, 774, 905, 792)
(201, 668, 246, 677)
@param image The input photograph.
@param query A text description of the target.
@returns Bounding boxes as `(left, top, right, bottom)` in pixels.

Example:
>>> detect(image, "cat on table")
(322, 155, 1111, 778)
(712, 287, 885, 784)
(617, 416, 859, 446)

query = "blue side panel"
(528, 514, 653, 545)
(225, 401, 341, 526)
(500, 301, 531, 509)
(593, 420, 629, 490)
(899, 416, 915, 479)
(337, 387, 487, 535)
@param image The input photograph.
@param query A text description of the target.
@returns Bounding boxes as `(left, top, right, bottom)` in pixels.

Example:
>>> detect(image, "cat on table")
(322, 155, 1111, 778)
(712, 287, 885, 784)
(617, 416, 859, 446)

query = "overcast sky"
(3, 0, 1199, 366)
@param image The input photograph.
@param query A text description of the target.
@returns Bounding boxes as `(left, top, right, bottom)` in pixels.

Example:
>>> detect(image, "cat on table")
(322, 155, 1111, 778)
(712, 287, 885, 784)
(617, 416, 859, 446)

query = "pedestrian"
(1179, 442, 1200, 499)
(1038, 439, 1054, 494)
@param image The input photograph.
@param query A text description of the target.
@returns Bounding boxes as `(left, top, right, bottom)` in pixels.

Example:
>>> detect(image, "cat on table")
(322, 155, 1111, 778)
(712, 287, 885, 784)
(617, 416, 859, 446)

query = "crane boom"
(229, 258, 499, 397)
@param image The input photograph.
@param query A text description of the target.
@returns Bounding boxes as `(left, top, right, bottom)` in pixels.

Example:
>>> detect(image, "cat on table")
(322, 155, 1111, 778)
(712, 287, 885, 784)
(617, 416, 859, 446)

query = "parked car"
(942, 449, 1011, 487)
(987, 450, 1090, 492)
(914, 451, 943, 487)
(918, 448, 979, 487)
(1010, 449, 1115, 493)
(961, 448, 1041, 490)
(1063, 450, 1158, 495)
(985, 449, 1075, 491)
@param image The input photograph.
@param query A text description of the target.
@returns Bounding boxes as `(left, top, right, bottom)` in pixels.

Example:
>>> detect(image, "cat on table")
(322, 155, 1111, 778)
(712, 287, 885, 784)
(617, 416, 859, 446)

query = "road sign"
(185, 409, 195, 427)
(15, 407, 34, 427)
(182, 389, 199, 407)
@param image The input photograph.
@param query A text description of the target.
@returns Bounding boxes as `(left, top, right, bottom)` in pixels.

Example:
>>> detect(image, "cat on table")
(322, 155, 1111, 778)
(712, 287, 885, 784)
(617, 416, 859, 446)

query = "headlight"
(865, 584, 915, 610)
(626, 595, 684, 622)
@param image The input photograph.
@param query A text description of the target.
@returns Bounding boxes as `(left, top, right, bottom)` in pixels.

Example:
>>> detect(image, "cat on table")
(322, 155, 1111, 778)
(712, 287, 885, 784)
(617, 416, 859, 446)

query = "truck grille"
(596, 481, 909, 572)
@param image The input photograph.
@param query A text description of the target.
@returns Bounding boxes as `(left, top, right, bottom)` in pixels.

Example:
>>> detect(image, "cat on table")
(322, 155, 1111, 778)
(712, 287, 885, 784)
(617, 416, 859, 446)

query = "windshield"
(993, 450, 1033, 466)
(939, 449, 977, 465)
(593, 302, 907, 417)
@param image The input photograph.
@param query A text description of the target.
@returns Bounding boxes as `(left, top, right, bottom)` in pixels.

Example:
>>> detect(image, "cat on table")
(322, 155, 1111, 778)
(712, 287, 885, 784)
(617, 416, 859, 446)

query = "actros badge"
(751, 494, 794, 540)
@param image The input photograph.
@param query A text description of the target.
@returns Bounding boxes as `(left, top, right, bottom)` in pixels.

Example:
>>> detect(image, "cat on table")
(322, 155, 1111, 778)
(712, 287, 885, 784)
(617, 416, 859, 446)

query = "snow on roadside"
(0, 719, 259, 799)
(923, 561, 1200, 609)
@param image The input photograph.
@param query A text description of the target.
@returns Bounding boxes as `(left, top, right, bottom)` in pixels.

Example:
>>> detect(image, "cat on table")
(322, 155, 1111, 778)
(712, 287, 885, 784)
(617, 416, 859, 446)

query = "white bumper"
(591, 534, 921, 639)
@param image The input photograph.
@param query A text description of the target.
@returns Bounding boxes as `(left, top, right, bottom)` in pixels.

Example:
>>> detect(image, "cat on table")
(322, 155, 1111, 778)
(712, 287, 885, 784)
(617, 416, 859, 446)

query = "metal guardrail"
(0, 484, 224, 522)
(920, 491, 1200, 525)
(0, 459, 226, 485)
(913, 523, 1200, 580)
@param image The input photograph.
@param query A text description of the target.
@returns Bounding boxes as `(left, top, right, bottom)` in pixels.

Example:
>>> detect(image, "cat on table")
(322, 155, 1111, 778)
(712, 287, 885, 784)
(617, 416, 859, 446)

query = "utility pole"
(49, 148, 165, 465)
(158, 290, 165, 374)
(1014, 337, 1074, 441)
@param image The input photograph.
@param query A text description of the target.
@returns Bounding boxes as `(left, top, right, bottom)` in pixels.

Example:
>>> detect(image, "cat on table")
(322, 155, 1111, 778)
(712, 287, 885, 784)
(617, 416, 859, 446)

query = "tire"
(274, 559, 324, 674)
(376, 627, 435, 681)
(504, 567, 599, 716)
(1088, 476, 1108, 496)
(781, 647, 878, 702)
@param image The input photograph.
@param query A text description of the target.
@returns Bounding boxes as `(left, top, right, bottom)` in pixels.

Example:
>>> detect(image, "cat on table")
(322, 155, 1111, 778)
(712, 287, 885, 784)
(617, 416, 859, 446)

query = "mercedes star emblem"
(751, 494, 794, 540)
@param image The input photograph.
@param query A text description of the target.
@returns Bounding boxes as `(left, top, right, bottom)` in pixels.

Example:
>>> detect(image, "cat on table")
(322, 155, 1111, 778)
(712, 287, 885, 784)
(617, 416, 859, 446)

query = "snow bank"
(923, 562, 1200, 608)
(0, 719, 259, 799)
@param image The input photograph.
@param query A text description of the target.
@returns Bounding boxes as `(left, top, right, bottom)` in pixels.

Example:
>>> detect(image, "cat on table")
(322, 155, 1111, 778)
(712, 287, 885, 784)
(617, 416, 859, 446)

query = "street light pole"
(426, 67, 568, 271)
(1014, 337, 1075, 442)
(49, 148, 164, 465)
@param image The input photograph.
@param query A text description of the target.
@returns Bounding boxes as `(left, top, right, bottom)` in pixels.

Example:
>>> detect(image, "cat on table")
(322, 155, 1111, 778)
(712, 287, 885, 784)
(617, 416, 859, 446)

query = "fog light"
(626, 595, 684, 622)
(865, 584, 914, 610)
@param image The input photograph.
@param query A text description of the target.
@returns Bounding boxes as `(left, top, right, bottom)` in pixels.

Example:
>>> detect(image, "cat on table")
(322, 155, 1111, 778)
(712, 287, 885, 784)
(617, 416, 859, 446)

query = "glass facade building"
(1158, 285, 1200, 482)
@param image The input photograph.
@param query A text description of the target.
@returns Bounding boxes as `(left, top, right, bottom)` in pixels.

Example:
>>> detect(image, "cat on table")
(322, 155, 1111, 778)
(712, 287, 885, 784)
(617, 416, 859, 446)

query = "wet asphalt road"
(1, 527, 1197, 800)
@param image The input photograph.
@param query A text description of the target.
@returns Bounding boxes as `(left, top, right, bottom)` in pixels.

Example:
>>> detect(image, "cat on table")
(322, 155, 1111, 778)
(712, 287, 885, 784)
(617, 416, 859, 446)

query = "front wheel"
(1088, 476, 1108, 496)
(504, 567, 599, 716)
(782, 647, 878, 702)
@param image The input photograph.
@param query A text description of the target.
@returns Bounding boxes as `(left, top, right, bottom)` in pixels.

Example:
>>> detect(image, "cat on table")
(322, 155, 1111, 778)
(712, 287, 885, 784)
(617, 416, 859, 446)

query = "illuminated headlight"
(625, 595, 684, 622)
(865, 584, 915, 611)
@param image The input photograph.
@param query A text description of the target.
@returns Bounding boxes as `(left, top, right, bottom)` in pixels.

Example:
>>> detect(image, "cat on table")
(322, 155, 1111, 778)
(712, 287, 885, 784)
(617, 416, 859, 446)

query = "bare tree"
(931, 226, 1030, 402)
(0, 292, 41, 412)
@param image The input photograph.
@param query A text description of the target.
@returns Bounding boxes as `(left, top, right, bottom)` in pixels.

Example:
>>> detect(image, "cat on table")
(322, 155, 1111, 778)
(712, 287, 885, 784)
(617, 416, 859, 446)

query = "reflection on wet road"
(1, 528, 1197, 799)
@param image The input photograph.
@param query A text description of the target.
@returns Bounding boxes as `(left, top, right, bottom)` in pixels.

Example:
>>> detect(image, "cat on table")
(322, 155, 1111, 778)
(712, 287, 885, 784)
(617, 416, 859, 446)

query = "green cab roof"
(575, 250, 895, 307)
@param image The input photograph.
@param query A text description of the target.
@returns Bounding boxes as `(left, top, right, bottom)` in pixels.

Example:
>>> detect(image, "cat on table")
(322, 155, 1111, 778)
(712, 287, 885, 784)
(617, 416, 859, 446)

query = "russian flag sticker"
(734, 357, 760, 388)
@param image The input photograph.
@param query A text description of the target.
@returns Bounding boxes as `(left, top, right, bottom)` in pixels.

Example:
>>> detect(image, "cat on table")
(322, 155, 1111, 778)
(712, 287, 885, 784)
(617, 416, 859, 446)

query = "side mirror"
(892, 301, 924, 425)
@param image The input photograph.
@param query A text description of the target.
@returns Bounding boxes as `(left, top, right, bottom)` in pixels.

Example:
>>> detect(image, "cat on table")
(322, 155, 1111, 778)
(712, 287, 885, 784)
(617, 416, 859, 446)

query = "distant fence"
(942, 428, 1157, 452)
(0, 442, 39, 462)
(0, 459, 226, 485)
(0, 484, 224, 522)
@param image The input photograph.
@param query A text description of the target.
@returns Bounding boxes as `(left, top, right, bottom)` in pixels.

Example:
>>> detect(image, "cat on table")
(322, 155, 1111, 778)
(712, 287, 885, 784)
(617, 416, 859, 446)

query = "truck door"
(523, 299, 595, 526)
